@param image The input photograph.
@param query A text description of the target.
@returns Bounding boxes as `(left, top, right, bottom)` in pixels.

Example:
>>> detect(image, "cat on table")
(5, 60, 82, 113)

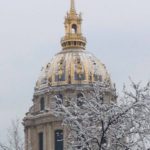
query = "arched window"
(71, 24, 77, 34)
(40, 97, 45, 111)
(57, 94, 63, 104)
(55, 130, 63, 150)
(38, 132, 44, 150)
(77, 93, 84, 106)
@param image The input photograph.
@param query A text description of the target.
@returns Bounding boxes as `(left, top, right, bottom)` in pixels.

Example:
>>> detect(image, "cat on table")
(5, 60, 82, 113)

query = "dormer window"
(40, 97, 45, 111)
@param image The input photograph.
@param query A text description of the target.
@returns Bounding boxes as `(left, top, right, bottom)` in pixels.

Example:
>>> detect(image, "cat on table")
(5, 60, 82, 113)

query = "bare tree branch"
(0, 119, 24, 150)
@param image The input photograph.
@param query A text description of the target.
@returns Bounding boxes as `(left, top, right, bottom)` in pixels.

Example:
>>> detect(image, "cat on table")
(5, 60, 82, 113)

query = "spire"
(61, 0, 86, 50)
(70, 0, 76, 13)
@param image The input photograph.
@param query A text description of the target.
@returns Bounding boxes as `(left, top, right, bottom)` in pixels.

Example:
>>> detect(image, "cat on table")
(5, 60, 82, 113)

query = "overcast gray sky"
(0, 0, 150, 141)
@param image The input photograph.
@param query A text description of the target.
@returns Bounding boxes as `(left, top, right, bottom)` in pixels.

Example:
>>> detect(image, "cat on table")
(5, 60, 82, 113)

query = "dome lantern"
(61, 0, 86, 50)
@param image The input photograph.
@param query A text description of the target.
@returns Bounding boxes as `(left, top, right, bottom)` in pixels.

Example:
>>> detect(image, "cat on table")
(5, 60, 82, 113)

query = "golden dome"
(35, 0, 111, 91)
(35, 48, 111, 90)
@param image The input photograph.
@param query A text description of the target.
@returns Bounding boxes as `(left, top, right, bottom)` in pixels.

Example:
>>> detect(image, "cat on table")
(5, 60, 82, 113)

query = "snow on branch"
(53, 81, 150, 150)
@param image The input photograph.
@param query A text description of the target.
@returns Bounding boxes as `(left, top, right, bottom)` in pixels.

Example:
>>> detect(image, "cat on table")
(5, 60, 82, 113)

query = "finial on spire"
(70, 0, 76, 13)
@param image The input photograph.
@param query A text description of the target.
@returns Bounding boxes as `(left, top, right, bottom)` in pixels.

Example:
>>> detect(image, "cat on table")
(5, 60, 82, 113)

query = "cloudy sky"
(0, 0, 150, 141)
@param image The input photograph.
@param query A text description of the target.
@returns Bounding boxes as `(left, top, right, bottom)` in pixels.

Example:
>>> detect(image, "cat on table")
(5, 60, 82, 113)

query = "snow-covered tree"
(53, 81, 150, 150)
(0, 119, 24, 150)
